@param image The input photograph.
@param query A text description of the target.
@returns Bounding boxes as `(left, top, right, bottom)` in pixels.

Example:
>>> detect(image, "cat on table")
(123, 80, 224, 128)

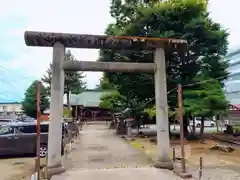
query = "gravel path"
(52, 123, 182, 180)
(53, 123, 240, 180)
(63, 123, 152, 170)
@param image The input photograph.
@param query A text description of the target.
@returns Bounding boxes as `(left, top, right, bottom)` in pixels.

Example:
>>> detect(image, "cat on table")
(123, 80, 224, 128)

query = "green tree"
(99, 90, 146, 115)
(22, 81, 49, 118)
(183, 78, 228, 135)
(95, 75, 116, 91)
(99, 91, 126, 110)
(42, 50, 87, 95)
(100, 0, 229, 135)
(42, 50, 87, 108)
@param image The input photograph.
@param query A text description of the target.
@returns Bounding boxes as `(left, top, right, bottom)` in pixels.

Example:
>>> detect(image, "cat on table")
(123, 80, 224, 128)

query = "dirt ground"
(0, 157, 46, 180)
(126, 136, 240, 179)
(127, 136, 240, 169)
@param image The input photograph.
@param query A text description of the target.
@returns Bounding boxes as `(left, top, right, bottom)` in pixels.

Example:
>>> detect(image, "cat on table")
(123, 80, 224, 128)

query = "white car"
(0, 118, 21, 126)
(189, 120, 215, 127)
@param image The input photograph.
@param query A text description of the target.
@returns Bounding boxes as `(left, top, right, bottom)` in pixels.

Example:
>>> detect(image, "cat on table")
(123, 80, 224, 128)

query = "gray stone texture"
(24, 31, 187, 50)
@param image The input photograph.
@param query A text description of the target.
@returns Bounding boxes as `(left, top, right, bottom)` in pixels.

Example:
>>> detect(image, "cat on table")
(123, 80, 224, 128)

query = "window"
(40, 124, 49, 133)
(17, 126, 36, 134)
(225, 81, 240, 92)
(227, 72, 240, 81)
(15, 124, 49, 134)
(225, 91, 240, 102)
(0, 126, 14, 135)
(0, 119, 12, 123)
(229, 64, 240, 74)
(229, 54, 240, 63)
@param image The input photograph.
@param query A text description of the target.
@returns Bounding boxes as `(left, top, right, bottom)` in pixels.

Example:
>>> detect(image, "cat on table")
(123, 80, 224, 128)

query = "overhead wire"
(0, 64, 34, 102)
(140, 73, 232, 108)
(0, 65, 33, 82)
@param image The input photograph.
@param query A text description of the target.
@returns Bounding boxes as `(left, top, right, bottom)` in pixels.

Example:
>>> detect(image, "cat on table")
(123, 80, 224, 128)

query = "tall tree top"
(41, 50, 87, 95)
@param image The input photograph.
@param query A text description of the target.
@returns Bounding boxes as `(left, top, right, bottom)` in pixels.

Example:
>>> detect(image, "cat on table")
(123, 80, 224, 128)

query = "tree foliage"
(183, 79, 228, 117)
(144, 104, 176, 119)
(22, 81, 49, 118)
(95, 75, 116, 91)
(100, 0, 229, 122)
(99, 91, 126, 110)
(41, 50, 87, 95)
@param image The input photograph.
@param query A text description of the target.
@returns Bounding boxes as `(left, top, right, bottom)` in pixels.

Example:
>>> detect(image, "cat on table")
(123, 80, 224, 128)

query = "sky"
(0, 0, 239, 102)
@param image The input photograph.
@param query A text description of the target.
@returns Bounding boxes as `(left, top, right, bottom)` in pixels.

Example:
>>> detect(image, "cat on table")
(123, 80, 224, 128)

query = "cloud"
(0, 0, 114, 101)
(208, 0, 240, 48)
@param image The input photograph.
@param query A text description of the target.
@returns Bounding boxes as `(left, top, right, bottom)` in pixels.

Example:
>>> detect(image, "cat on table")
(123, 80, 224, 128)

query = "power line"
(0, 64, 36, 102)
(183, 74, 228, 87)
(0, 65, 33, 82)
(141, 74, 230, 108)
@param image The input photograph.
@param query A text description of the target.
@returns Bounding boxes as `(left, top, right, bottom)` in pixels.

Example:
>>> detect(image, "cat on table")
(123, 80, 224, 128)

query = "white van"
(189, 117, 215, 127)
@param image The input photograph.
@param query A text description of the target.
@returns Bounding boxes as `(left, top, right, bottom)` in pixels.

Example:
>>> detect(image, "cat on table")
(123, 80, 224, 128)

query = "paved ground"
(52, 123, 182, 180)
(52, 167, 184, 180)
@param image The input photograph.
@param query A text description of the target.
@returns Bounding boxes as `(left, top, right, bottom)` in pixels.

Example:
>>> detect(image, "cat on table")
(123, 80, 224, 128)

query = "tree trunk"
(200, 117, 204, 135)
(136, 117, 140, 134)
(192, 117, 196, 134)
(183, 116, 189, 137)
(216, 115, 219, 132)
(137, 122, 140, 134)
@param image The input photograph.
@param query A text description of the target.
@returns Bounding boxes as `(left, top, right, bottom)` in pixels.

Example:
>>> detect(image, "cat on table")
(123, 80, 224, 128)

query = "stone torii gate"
(24, 31, 187, 174)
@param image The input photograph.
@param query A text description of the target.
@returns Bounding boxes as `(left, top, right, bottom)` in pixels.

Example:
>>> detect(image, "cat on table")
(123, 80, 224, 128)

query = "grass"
(128, 139, 173, 160)
(129, 141, 144, 150)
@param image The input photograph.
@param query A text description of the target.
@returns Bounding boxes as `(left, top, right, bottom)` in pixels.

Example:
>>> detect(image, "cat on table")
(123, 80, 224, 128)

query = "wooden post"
(79, 105, 83, 121)
(67, 91, 71, 118)
(178, 84, 186, 173)
(35, 81, 41, 180)
(199, 157, 203, 179)
(75, 106, 78, 122)
(172, 147, 176, 162)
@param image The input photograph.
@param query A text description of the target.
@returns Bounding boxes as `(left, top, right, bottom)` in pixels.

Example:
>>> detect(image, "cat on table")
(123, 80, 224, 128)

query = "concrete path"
(52, 122, 182, 180)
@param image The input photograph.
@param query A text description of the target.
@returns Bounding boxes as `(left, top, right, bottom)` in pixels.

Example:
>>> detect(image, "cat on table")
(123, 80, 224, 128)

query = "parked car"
(189, 119, 216, 127)
(0, 118, 21, 126)
(0, 121, 68, 157)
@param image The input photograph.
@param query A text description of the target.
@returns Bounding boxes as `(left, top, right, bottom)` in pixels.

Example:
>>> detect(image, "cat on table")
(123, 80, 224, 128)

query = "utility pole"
(35, 81, 41, 180)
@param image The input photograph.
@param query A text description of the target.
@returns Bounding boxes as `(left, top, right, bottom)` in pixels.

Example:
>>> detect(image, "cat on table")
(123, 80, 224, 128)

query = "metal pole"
(35, 81, 41, 180)
(178, 84, 186, 173)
